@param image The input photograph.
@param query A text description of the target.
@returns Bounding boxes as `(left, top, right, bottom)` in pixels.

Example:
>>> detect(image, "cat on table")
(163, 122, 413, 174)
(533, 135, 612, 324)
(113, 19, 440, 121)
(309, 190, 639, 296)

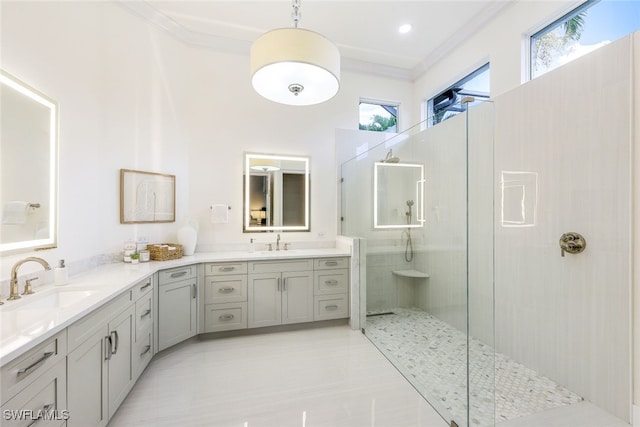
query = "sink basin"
(0, 288, 106, 312)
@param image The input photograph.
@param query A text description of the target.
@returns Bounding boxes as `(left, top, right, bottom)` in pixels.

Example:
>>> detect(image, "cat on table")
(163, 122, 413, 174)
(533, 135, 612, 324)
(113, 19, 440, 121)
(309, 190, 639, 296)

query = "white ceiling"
(121, 0, 514, 81)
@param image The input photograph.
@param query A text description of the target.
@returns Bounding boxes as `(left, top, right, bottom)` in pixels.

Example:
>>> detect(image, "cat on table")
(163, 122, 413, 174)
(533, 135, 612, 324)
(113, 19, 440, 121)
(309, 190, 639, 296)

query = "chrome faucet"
(8, 257, 52, 300)
(276, 233, 281, 251)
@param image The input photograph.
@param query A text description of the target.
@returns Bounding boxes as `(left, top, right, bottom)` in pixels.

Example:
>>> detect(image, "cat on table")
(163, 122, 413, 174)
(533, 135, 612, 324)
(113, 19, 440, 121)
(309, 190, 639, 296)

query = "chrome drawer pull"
(105, 336, 112, 361)
(325, 279, 338, 286)
(140, 309, 152, 319)
(170, 271, 188, 278)
(219, 314, 235, 321)
(324, 261, 338, 266)
(219, 266, 235, 272)
(140, 345, 152, 356)
(325, 305, 339, 311)
(26, 404, 54, 427)
(17, 351, 54, 376)
(140, 282, 152, 291)
(218, 287, 235, 293)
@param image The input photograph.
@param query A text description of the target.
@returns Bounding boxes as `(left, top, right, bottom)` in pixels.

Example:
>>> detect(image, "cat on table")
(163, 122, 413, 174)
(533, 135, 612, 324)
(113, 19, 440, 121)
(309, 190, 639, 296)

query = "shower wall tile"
(493, 34, 633, 422)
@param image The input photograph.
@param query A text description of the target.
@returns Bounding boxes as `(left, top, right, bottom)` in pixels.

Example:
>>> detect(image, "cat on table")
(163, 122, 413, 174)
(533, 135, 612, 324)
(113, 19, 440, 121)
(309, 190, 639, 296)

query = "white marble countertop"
(0, 248, 350, 366)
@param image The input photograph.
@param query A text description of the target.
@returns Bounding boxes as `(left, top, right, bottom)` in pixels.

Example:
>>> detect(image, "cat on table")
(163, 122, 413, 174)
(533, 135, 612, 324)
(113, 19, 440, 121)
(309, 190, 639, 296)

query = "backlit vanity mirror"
(0, 70, 58, 253)
(244, 153, 309, 232)
(374, 162, 425, 229)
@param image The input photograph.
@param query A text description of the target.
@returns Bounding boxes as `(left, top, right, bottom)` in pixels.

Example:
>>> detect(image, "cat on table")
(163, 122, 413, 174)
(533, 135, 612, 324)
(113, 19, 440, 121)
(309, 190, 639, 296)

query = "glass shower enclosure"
(340, 102, 495, 427)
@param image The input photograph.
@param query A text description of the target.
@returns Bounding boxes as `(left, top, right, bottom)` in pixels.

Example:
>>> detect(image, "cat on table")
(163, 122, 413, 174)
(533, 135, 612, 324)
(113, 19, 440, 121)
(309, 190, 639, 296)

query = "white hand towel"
(2, 201, 28, 225)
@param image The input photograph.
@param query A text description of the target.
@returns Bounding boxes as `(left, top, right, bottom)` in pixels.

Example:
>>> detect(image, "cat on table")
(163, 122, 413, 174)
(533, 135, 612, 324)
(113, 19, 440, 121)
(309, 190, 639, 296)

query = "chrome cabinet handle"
(170, 271, 188, 278)
(219, 314, 235, 321)
(140, 281, 152, 291)
(277, 277, 281, 292)
(140, 345, 151, 356)
(283, 278, 287, 291)
(105, 336, 112, 361)
(192, 283, 197, 299)
(111, 331, 119, 355)
(219, 266, 235, 272)
(26, 404, 54, 427)
(16, 351, 54, 376)
(140, 309, 152, 319)
(218, 287, 235, 293)
(325, 305, 338, 311)
(324, 279, 338, 286)
(324, 261, 338, 266)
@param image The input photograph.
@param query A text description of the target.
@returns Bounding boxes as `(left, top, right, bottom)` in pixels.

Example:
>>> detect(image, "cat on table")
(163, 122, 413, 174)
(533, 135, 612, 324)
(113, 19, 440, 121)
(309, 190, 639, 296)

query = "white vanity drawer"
(314, 257, 349, 270)
(249, 259, 313, 274)
(205, 262, 247, 276)
(204, 303, 247, 332)
(133, 329, 153, 377)
(1, 331, 67, 405)
(131, 276, 153, 301)
(313, 295, 349, 321)
(158, 265, 196, 284)
(205, 275, 247, 304)
(135, 292, 153, 340)
(1, 358, 67, 426)
(314, 269, 349, 295)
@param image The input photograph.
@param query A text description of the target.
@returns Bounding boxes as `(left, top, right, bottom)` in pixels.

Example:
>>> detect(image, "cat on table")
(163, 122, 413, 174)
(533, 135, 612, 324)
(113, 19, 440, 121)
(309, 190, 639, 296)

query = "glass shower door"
(340, 101, 495, 427)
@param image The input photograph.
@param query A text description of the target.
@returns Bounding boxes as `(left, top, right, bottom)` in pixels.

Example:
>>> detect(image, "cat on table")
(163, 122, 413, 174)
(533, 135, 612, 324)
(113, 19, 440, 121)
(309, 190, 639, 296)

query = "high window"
(531, 0, 640, 79)
(426, 63, 490, 127)
(359, 100, 398, 132)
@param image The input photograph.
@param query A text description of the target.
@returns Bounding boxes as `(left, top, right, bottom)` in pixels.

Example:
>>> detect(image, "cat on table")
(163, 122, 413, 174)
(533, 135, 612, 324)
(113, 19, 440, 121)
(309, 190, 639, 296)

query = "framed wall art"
(120, 169, 175, 223)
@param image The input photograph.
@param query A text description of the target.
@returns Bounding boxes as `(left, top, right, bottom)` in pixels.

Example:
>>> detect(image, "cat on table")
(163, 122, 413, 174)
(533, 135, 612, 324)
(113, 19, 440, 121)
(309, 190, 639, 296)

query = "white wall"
(0, 2, 413, 285)
(493, 35, 633, 421)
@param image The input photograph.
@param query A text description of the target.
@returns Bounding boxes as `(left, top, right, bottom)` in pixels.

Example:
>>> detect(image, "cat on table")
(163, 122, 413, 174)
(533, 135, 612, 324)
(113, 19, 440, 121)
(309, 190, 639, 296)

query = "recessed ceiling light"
(398, 24, 412, 34)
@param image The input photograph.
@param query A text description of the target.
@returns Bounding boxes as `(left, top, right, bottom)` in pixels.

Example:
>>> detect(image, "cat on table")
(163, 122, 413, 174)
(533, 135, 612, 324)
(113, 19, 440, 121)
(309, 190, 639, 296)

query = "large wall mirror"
(244, 153, 310, 232)
(374, 162, 425, 229)
(1, 70, 58, 254)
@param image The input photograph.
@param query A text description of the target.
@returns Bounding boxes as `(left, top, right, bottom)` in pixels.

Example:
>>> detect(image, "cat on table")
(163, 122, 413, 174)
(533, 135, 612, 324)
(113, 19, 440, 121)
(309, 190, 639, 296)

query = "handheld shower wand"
(403, 200, 414, 262)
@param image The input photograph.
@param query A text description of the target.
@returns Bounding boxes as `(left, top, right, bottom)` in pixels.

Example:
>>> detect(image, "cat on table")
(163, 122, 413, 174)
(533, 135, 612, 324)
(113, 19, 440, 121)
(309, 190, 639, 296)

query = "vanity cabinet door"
(67, 328, 109, 427)
(281, 271, 313, 325)
(158, 278, 197, 351)
(107, 305, 134, 419)
(248, 273, 281, 328)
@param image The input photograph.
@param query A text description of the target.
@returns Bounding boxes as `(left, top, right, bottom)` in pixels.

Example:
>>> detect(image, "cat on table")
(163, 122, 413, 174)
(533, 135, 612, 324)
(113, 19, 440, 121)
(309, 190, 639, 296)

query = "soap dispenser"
(249, 238, 255, 253)
(54, 259, 68, 286)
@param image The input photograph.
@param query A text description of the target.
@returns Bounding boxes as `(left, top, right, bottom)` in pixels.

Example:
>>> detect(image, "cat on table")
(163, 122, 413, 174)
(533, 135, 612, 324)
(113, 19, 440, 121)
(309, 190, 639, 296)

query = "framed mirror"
(1, 70, 58, 254)
(374, 162, 425, 229)
(244, 153, 310, 232)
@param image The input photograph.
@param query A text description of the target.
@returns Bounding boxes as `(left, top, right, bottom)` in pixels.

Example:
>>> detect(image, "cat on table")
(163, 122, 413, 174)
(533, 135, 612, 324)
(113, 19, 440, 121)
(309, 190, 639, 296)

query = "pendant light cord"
(291, 0, 301, 28)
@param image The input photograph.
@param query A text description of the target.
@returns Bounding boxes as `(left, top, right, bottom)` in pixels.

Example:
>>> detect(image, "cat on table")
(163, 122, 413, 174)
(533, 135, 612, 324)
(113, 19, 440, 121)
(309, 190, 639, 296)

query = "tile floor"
(364, 307, 629, 427)
(108, 325, 448, 427)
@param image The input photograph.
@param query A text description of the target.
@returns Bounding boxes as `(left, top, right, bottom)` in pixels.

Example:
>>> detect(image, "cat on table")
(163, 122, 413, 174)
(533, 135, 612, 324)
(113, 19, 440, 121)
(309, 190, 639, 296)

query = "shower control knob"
(559, 232, 586, 257)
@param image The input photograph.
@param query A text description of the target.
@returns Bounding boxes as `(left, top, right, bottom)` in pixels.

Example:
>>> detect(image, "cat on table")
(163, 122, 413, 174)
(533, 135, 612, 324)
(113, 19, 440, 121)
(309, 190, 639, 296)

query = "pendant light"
(250, 0, 340, 106)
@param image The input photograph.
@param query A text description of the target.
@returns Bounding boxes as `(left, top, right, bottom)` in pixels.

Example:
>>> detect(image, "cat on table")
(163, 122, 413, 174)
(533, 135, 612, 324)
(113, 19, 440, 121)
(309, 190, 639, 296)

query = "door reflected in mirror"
(374, 162, 425, 229)
(244, 153, 310, 232)
(1, 70, 58, 253)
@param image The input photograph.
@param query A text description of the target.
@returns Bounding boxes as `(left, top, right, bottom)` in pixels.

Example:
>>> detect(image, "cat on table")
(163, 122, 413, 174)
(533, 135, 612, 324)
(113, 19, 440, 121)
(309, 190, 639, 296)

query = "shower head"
(406, 200, 414, 207)
(382, 149, 400, 163)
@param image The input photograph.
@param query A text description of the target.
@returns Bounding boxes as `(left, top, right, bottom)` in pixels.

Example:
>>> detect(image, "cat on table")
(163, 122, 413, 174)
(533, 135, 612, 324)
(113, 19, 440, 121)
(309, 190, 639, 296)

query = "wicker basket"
(147, 243, 183, 261)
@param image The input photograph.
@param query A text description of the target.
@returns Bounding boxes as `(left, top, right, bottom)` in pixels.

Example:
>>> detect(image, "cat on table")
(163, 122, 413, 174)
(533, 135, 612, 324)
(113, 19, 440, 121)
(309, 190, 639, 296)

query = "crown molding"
(118, 0, 509, 83)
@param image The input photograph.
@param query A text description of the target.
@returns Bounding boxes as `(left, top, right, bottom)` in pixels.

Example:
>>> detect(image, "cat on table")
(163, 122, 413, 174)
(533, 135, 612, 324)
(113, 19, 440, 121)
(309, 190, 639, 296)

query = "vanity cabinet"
(67, 290, 134, 427)
(248, 259, 314, 328)
(313, 258, 350, 321)
(158, 265, 197, 351)
(0, 358, 67, 426)
(203, 262, 248, 332)
(1, 330, 67, 426)
(132, 276, 154, 382)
